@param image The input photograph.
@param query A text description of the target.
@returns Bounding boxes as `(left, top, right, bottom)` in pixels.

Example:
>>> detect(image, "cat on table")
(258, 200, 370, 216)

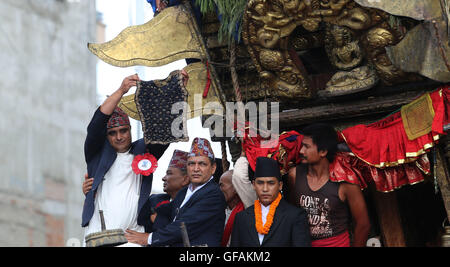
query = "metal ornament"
(88, 5, 207, 67)
(84, 210, 128, 247)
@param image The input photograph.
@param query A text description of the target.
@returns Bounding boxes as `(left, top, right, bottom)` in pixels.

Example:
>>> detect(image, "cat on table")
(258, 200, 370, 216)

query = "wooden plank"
(370, 185, 406, 247)
(279, 90, 427, 127)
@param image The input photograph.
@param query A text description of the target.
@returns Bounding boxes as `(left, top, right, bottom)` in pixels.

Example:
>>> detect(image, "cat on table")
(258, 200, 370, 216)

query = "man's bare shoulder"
(339, 182, 364, 202)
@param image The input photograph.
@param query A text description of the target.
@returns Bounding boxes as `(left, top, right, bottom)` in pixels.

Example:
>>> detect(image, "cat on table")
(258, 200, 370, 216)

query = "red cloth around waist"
(311, 231, 350, 247)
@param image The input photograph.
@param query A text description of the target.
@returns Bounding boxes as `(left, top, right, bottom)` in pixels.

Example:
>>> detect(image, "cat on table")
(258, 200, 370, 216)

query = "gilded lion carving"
(242, 0, 426, 100)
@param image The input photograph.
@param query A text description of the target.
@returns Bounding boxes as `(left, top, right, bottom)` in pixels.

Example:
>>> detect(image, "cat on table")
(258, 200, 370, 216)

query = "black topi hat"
(254, 157, 281, 181)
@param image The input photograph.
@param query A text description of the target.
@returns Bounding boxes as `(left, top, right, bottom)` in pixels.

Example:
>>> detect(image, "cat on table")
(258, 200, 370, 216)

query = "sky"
(95, 0, 231, 193)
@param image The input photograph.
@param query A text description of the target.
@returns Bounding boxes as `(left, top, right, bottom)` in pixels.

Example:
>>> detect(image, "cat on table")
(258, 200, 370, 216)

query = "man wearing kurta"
(81, 74, 171, 246)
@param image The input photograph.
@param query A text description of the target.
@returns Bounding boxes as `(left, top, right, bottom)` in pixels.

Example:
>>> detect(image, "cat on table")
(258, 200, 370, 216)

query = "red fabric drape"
(329, 152, 430, 192)
(311, 231, 350, 247)
(221, 201, 244, 247)
(242, 128, 303, 174)
(270, 131, 304, 174)
(239, 121, 274, 171)
(239, 85, 447, 193)
(340, 86, 449, 168)
(202, 61, 211, 98)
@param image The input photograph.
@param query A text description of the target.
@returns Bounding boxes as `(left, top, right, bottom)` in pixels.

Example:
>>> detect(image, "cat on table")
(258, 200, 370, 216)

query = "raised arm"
(84, 74, 140, 163)
(100, 74, 139, 115)
(231, 157, 257, 209)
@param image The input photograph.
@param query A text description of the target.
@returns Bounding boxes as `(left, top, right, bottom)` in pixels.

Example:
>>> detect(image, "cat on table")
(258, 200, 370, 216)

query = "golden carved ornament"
(242, 0, 425, 99)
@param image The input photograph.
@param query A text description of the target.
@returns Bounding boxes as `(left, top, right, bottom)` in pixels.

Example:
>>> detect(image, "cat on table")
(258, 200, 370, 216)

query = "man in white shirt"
(82, 73, 189, 246)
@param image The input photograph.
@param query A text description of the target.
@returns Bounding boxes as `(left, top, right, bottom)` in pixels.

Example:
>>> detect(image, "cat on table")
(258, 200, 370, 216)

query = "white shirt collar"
(180, 176, 214, 209)
(187, 176, 214, 192)
(258, 202, 271, 245)
(260, 203, 270, 223)
(116, 147, 131, 155)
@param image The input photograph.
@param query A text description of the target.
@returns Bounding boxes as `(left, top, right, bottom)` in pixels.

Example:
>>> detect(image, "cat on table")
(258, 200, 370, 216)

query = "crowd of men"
(81, 74, 370, 247)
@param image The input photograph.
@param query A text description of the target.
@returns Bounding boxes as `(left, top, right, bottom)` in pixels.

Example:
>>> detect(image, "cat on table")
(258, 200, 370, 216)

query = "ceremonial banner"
(88, 5, 207, 67)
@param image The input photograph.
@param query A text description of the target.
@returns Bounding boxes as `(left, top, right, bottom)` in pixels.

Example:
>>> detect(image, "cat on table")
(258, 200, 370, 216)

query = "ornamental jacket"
(81, 107, 168, 227)
(230, 199, 311, 247)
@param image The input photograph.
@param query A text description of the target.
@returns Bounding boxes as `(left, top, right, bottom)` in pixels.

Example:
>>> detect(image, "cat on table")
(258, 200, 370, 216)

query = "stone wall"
(0, 0, 97, 246)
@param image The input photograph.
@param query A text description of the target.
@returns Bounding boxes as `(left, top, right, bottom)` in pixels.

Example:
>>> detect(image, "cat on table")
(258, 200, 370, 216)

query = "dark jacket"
(82, 107, 168, 227)
(137, 193, 172, 233)
(230, 199, 311, 247)
(150, 179, 226, 247)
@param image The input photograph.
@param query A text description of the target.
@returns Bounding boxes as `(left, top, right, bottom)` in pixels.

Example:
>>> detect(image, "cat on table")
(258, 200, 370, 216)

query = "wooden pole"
(370, 185, 406, 247)
(436, 143, 450, 223)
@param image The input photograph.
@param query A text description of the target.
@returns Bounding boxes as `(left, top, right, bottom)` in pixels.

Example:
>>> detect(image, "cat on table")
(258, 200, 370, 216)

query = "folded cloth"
(241, 123, 303, 174)
(135, 70, 189, 145)
(329, 152, 430, 192)
(271, 131, 304, 175)
(239, 121, 273, 171)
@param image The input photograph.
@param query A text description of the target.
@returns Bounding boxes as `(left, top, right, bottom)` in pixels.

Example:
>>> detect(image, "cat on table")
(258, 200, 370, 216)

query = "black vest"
(293, 164, 350, 240)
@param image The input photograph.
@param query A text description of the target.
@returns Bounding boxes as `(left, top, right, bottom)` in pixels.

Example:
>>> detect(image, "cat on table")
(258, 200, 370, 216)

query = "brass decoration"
(324, 24, 363, 71)
(88, 5, 206, 67)
(321, 65, 379, 96)
(242, 0, 424, 99)
(91, 2, 227, 120)
(354, 0, 442, 21)
(118, 94, 140, 121)
(401, 93, 435, 141)
(242, 0, 312, 99)
(183, 62, 222, 119)
(85, 210, 127, 247)
(385, 20, 450, 83)
(321, 24, 379, 95)
(118, 62, 221, 120)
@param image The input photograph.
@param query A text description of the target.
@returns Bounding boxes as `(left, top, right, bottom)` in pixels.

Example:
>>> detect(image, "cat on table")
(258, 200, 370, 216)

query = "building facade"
(0, 0, 97, 246)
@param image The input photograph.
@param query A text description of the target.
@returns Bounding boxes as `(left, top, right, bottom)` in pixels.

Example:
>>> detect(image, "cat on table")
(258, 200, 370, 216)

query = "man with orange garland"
(230, 157, 311, 247)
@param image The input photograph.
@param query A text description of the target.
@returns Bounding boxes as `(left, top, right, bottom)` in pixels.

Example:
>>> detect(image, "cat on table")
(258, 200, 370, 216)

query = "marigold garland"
(254, 193, 282, 235)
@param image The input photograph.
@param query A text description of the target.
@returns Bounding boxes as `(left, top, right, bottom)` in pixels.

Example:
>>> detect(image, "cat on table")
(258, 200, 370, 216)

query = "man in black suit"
(135, 149, 190, 233)
(231, 157, 311, 247)
(125, 137, 226, 247)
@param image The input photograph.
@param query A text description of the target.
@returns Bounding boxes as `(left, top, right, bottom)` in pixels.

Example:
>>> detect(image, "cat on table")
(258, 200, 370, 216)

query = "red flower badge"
(132, 153, 158, 176)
